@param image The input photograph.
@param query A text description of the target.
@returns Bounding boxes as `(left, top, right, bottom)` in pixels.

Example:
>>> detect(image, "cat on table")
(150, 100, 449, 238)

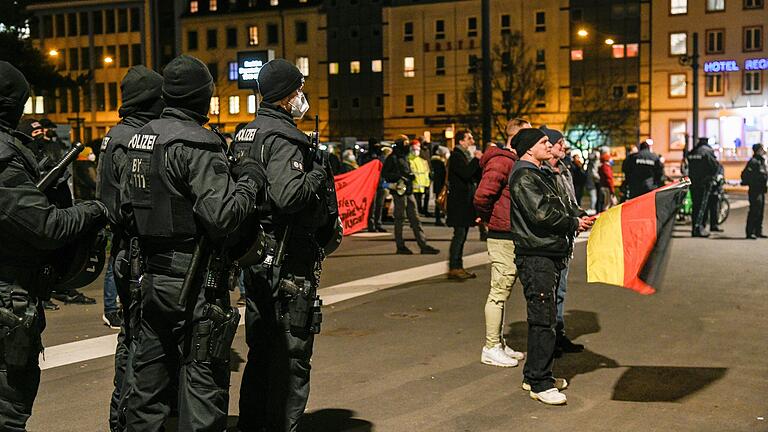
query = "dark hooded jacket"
(447, 146, 481, 227)
(0, 62, 30, 130)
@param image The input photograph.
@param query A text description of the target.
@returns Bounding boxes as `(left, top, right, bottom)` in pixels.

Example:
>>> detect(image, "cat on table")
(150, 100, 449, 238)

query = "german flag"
(587, 180, 690, 294)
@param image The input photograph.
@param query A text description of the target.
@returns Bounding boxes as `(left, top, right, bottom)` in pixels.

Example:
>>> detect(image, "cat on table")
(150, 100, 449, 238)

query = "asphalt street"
(27, 200, 768, 432)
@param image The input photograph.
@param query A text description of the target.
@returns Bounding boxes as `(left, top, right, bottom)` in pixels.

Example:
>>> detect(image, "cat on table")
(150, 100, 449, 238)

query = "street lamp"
(604, 38, 615, 45)
(577, 29, 588, 37)
(103, 56, 114, 65)
(48, 49, 59, 57)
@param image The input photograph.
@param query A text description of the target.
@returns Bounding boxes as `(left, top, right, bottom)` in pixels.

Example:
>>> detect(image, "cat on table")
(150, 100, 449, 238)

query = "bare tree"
(465, 32, 546, 143)
(565, 76, 637, 151)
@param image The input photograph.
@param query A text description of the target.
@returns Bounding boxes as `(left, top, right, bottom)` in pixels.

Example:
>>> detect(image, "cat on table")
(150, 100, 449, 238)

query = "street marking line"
(36, 232, 577, 370)
(350, 232, 391, 238)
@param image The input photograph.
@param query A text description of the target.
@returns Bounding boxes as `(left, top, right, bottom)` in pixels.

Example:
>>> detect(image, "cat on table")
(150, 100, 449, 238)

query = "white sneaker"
(522, 378, 568, 392)
(503, 345, 525, 360)
(529, 388, 567, 405)
(481, 344, 519, 368)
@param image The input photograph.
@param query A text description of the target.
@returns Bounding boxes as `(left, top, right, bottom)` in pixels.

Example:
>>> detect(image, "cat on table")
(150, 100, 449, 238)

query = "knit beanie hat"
(162, 55, 214, 116)
(0, 61, 30, 129)
(539, 125, 563, 145)
(511, 128, 546, 156)
(257, 59, 304, 103)
(120, 65, 164, 118)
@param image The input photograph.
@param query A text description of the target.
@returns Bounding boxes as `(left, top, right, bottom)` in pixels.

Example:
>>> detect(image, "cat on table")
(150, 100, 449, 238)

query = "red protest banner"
(334, 160, 383, 235)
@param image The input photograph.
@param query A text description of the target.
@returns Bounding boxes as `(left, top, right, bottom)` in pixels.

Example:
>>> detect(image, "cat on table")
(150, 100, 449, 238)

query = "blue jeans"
(103, 259, 118, 313)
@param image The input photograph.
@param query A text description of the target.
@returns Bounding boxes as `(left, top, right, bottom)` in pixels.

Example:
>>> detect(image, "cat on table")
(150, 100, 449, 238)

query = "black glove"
(232, 157, 267, 185)
(78, 200, 109, 227)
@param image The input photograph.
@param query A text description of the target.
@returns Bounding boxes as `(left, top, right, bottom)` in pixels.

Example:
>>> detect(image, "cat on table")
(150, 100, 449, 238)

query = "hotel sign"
(703, 58, 768, 73)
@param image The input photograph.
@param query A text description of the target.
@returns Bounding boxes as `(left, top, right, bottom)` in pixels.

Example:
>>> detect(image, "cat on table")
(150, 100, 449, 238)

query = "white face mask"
(289, 92, 310, 120)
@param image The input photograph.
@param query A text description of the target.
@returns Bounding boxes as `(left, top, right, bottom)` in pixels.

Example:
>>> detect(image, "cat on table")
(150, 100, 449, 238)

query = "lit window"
(270, 0, 278, 5)
(24, 98, 33, 115)
(329, 62, 339, 75)
(228, 61, 238, 80)
(744, 71, 762, 94)
(229, 96, 240, 114)
(669, 73, 687, 97)
(706, 73, 723, 95)
(570, 49, 583, 61)
(626, 43, 639, 57)
(34, 96, 44, 114)
(669, 120, 687, 149)
(190, 1, 199, 13)
(209, 0, 217, 11)
(210, 96, 220, 115)
(612, 44, 625, 58)
(670, 0, 687, 14)
(296, 56, 309, 76)
(350, 61, 360, 74)
(248, 25, 258, 46)
(706, 0, 724, 12)
(670, 32, 687, 55)
(247, 94, 256, 113)
(404, 57, 415, 77)
(371, 59, 382, 72)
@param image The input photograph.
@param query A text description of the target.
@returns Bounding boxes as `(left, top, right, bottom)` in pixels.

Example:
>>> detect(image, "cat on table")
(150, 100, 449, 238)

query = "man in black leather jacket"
(508, 128, 592, 406)
(0, 61, 108, 432)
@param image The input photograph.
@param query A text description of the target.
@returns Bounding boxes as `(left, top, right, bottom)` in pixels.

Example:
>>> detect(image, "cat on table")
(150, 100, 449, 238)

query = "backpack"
(741, 164, 751, 186)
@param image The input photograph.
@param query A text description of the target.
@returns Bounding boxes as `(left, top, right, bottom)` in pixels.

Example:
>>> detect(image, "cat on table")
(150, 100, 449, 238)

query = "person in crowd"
(622, 139, 664, 200)
(0, 61, 108, 432)
(365, 141, 388, 233)
(94, 64, 166, 431)
(598, 152, 616, 211)
(431, 145, 449, 226)
(508, 128, 593, 406)
(473, 120, 529, 368)
(327, 144, 342, 175)
(382, 135, 440, 255)
(742, 144, 768, 239)
(447, 130, 482, 279)
(419, 138, 434, 217)
(119, 55, 263, 431)
(687, 137, 722, 237)
(341, 148, 359, 173)
(569, 151, 587, 207)
(409, 140, 431, 215)
(540, 126, 586, 357)
(585, 150, 600, 211)
(73, 145, 98, 200)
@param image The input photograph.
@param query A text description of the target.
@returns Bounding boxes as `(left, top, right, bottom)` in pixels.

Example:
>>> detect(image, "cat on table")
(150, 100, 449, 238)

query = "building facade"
(180, 0, 328, 137)
(27, 0, 182, 145)
(382, 0, 570, 144)
(650, 0, 768, 178)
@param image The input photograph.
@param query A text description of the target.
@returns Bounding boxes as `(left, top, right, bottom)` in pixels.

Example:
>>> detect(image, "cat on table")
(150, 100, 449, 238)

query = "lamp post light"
(48, 49, 59, 57)
(103, 56, 114, 65)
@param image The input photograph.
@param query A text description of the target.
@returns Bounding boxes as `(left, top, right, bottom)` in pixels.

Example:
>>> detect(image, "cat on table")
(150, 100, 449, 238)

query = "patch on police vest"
(100, 136, 111, 152)
(235, 128, 258, 142)
(291, 160, 304, 171)
(128, 134, 159, 152)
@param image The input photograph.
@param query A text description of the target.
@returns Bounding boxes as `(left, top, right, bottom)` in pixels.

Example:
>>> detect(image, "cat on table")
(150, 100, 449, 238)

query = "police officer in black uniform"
(687, 137, 721, 237)
(0, 62, 108, 432)
(622, 139, 664, 200)
(742, 144, 768, 239)
(233, 59, 336, 432)
(95, 65, 164, 432)
(120, 55, 265, 431)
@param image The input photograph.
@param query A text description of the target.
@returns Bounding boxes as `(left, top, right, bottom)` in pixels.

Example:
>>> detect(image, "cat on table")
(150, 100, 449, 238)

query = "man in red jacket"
(473, 118, 530, 367)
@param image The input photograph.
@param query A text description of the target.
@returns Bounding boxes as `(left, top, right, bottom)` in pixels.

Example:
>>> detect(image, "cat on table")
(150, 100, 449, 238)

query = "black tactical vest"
(125, 118, 219, 241)
(96, 122, 135, 221)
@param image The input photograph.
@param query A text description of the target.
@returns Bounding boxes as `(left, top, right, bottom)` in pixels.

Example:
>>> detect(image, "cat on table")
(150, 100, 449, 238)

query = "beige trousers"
(484, 238, 518, 348)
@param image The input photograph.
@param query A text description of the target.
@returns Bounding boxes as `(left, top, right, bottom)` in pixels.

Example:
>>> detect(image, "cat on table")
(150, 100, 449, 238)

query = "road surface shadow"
(224, 410, 374, 431)
(612, 366, 728, 402)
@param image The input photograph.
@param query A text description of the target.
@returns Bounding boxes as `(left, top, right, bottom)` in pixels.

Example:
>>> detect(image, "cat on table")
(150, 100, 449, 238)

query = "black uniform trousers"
(747, 189, 765, 237)
(239, 236, 319, 432)
(691, 184, 718, 233)
(125, 253, 231, 432)
(515, 255, 564, 393)
(367, 186, 386, 230)
(109, 253, 138, 432)
(0, 280, 44, 432)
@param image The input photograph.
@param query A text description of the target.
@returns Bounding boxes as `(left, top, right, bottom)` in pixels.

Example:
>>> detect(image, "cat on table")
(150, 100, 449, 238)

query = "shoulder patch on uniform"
(291, 160, 304, 172)
(128, 134, 159, 152)
(234, 128, 259, 142)
(101, 136, 111, 152)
